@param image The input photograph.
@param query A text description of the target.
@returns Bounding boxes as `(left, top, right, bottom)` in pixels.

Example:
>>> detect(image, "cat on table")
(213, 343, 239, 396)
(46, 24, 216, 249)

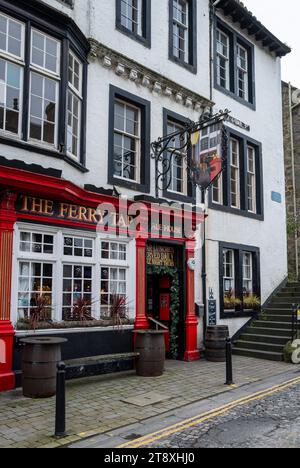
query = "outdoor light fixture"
(151, 109, 230, 197)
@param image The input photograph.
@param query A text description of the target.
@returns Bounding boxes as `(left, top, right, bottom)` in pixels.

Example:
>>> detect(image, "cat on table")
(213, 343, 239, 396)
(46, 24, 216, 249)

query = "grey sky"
(243, 0, 300, 87)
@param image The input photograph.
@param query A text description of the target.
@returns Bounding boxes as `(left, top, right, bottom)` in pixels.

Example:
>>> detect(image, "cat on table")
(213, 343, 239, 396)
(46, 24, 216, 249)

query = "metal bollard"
(55, 362, 66, 438)
(225, 338, 234, 386)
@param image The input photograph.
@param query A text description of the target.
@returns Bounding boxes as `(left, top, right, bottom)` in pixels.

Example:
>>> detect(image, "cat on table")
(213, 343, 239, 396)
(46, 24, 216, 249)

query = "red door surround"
(0, 165, 202, 390)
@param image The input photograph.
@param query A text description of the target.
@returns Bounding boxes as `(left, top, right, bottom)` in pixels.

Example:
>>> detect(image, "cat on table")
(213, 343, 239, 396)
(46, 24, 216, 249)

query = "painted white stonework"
(3, 1, 288, 341)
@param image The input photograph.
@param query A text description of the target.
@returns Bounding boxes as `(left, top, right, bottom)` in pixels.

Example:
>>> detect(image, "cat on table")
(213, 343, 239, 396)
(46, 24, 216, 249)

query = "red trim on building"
(0, 165, 202, 390)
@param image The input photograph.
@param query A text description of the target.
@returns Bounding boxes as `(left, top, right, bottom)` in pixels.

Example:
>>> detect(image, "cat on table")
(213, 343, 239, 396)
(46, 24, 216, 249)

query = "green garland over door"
(147, 265, 180, 359)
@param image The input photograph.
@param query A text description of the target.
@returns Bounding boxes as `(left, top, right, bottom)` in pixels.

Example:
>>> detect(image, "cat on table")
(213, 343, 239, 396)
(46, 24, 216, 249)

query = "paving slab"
(0, 356, 296, 448)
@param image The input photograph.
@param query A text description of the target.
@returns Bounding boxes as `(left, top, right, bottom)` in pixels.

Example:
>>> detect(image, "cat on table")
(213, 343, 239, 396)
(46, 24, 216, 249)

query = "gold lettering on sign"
(147, 245, 176, 267)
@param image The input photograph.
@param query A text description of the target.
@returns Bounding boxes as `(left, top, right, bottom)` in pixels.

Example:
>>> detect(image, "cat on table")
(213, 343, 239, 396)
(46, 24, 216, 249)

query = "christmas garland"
(147, 265, 180, 359)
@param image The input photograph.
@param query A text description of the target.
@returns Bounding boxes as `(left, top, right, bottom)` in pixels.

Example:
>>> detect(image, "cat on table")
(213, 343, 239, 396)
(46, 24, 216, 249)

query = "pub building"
(0, 0, 290, 391)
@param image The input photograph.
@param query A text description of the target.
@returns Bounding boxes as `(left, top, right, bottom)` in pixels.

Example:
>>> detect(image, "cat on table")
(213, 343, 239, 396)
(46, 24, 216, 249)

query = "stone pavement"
(0, 357, 295, 448)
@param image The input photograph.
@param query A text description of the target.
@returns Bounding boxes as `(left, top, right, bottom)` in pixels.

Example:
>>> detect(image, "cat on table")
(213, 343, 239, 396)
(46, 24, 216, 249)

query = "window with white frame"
(15, 227, 131, 326)
(63, 236, 93, 258)
(167, 120, 187, 195)
(247, 145, 256, 213)
(237, 43, 248, 101)
(18, 261, 53, 321)
(223, 249, 235, 295)
(67, 51, 82, 159)
(216, 29, 229, 90)
(0, 13, 24, 136)
(243, 252, 253, 295)
(113, 99, 140, 182)
(172, 0, 189, 63)
(212, 174, 223, 204)
(101, 241, 127, 261)
(62, 264, 92, 321)
(230, 138, 240, 209)
(100, 267, 127, 318)
(29, 30, 60, 146)
(20, 231, 54, 254)
(120, 0, 142, 36)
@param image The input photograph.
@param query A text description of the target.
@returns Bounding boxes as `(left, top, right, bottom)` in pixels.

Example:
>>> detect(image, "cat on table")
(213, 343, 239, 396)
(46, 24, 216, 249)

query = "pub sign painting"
(190, 123, 223, 190)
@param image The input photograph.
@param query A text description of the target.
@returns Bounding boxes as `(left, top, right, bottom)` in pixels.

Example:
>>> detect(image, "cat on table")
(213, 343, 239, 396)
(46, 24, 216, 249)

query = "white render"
(4, 0, 288, 341)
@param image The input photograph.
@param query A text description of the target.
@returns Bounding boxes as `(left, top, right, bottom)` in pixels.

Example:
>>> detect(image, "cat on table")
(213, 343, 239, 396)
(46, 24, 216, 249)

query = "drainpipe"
(288, 82, 299, 279)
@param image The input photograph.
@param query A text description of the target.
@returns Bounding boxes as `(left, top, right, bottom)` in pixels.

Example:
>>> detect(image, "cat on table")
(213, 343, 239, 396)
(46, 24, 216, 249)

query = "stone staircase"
(233, 283, 299, 362)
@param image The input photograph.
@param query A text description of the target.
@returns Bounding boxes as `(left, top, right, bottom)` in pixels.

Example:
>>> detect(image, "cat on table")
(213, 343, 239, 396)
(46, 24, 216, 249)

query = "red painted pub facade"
(0, 165, 203, 391)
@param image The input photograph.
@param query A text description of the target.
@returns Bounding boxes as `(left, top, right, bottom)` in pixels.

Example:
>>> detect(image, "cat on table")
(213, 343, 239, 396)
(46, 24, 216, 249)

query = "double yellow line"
(118, 375, 300, 448)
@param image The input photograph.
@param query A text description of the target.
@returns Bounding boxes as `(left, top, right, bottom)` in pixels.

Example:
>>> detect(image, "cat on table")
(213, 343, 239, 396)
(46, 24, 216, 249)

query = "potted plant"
(223, 291, 242, 311)
(243, 293, 261, 311)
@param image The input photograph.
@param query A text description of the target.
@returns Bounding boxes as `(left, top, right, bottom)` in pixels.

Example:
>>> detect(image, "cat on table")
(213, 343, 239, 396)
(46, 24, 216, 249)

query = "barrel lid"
(20, 337, 68, 345)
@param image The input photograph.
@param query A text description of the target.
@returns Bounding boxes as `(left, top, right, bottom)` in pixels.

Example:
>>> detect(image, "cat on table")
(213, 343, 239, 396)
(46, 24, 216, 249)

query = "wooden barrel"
(21, 337, 67, 398)
(205, 326, 229, 362)
(135, 331, 166, 377)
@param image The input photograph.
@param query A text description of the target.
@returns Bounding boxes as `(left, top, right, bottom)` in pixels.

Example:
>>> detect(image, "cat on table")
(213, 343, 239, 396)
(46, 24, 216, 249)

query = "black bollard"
(225, 338, 234, 386)
(55, 362, 66, 438)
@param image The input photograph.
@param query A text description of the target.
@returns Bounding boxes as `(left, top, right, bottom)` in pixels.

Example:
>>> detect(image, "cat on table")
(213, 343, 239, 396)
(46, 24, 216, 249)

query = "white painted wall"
(3, 1, 288, 339)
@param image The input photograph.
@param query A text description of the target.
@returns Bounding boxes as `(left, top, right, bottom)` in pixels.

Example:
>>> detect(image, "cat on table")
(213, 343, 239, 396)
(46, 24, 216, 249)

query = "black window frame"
(0, 0, 90, 173)
(162, 108, 195, 203)
(219, 242, 261, 319)
(108, 85, 151, 193)
(169, 0, 197, 74)
(116, 0, 151, 48)
(208, 127, 264, 221)
(214, 17, 256, 110)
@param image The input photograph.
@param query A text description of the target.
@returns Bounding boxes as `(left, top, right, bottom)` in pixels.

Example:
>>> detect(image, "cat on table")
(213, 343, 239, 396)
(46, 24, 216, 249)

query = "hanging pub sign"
(147, 245, 176, 267)
(190, 122, 224, 190)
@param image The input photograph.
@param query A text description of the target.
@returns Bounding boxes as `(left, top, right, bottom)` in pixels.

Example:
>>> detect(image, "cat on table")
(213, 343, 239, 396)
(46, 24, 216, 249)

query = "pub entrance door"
(146, 242, 185, 360)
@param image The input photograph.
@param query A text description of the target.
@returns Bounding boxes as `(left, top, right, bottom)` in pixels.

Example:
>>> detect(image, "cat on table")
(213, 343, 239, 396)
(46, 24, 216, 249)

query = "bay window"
(0, 4, 89, 166)
(67, 51, 83, 159)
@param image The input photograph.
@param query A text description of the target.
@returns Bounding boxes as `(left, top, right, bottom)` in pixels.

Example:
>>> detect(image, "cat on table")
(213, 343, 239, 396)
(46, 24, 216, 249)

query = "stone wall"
(282, 82, 300, 279)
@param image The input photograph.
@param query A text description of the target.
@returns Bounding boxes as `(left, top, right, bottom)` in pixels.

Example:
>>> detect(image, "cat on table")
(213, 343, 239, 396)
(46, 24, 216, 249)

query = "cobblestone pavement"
(0, 357, 295, 448)
(144, 381, 300, 448)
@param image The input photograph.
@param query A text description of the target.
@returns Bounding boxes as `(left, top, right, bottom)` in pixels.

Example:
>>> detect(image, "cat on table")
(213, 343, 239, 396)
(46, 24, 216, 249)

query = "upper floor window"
(216, 29, 229, 91)
(167, 120, 187, 195)
(108, 86, 151, 193)
(215, 19, 255, 108)
(209, 131, 263, 220)
(230, 138, 240, 209)
(113, 99, 141, 183)
(0, 5, 89, 168)
(116, 0, 151, 47)
(67, 52, 83, 159)
(169, 0, 197, 73)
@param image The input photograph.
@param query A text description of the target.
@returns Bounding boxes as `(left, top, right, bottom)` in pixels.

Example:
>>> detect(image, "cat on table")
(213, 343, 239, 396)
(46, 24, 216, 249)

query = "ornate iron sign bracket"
(151, 109, 230, 198)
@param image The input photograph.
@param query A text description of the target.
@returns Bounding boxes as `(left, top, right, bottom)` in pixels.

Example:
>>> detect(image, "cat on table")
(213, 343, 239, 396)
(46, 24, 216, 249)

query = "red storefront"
(0, 165, 202, 392)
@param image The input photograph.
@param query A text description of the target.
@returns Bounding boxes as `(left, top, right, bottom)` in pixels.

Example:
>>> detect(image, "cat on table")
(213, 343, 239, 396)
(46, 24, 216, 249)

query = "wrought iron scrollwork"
(151, 109, 230, 197)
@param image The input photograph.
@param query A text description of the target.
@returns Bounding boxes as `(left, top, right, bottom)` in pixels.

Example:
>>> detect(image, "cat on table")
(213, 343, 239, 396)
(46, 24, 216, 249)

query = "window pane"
(30, 73, 57, 145)
(31, 30, 60, 75)
(0, 15, 24, 59)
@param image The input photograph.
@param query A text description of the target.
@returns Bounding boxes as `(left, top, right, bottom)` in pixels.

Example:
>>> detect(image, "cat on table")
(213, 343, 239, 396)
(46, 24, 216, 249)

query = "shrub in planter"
(224, 293, 242, 310)
(243, 294, 261, 310)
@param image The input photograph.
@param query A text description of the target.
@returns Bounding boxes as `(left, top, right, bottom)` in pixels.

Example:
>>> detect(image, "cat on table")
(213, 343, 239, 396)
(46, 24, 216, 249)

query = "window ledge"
(15, 325, 134, 336)
(0, 135, 88, 173)
(116, 24, 151, 48)
(214, 83, 256, 110)
(169, 54, 197, 75)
